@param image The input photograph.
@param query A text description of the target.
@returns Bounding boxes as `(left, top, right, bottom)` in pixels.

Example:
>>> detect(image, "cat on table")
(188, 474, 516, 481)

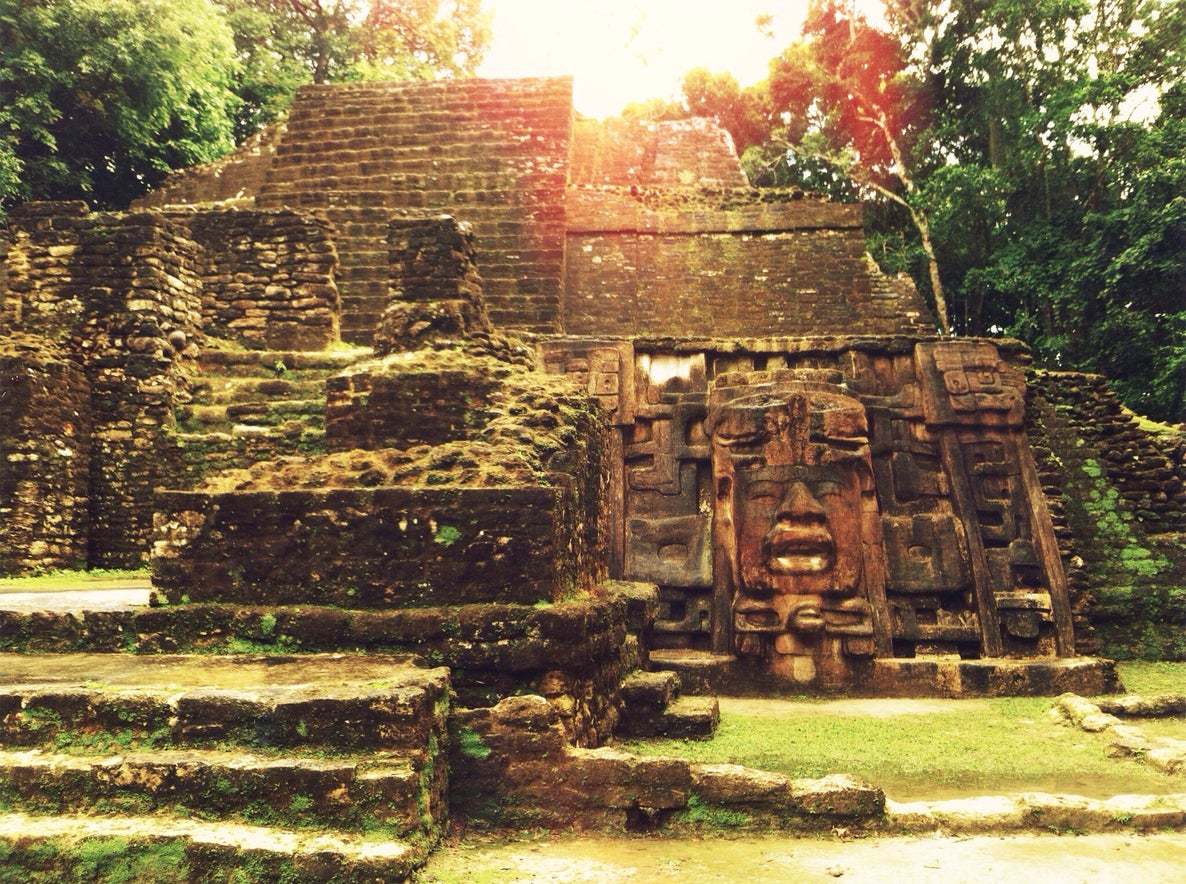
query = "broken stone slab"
(1054, 693, 1122, 731)
(1146, 744, 1186, 776)
(886, 792, 1186, 834)
(789, 773, 886, 820)
(1097, 694, 1186, 717)
(690, 763, 794, 808)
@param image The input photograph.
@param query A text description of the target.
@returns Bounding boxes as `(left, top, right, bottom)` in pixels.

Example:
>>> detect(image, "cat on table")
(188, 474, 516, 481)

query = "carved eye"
(747, 481, 782, 502)
(812, 480, 842, 499)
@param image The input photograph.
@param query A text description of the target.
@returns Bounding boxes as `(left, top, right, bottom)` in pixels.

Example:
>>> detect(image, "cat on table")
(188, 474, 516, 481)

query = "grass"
(1116, 661, 1186, 695)
(0, 568, 148, 590)
(621, 662, 1186, 802)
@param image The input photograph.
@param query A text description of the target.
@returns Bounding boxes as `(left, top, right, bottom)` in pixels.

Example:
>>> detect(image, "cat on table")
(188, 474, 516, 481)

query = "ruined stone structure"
(2, 75, 1182, 876)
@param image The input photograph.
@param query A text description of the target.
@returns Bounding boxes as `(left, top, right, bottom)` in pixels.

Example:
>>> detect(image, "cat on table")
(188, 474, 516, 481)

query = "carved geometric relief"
(882, 514, 970, 593)
(916, 341, 1026, 428)
(536, 339, 635, 425)
(626, 512, 712, 588)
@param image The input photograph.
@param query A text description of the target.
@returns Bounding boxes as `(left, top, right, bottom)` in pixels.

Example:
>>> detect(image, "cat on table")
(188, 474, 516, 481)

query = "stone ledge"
(886, 792, 1186, 834)
(650, 650, 1121, 698)
(0, 812, 427, 883)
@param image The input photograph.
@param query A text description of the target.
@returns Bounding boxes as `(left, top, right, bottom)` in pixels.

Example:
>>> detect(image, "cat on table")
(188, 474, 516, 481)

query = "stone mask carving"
(708, 372, 884, 682)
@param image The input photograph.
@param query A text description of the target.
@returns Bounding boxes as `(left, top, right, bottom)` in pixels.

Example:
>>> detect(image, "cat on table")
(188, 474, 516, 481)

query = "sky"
(476, 1, 813, 118)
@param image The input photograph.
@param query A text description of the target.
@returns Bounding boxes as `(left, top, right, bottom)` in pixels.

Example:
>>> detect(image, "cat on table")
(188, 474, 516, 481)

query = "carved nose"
(777, 482, 826, 521)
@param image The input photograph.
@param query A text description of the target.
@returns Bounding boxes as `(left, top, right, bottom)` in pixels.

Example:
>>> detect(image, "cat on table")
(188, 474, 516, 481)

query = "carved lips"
(763, 522, 836, 574)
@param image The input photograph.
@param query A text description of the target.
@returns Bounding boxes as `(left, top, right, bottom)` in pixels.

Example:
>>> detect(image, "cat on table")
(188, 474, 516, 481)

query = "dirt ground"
(413, 830, 1186, 883)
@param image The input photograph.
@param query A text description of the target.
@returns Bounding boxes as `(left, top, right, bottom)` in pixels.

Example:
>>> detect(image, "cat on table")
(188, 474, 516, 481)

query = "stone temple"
(1, 77, 1183, 872)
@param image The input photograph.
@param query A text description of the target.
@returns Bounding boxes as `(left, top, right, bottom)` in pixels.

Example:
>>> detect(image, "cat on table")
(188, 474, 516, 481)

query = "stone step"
(658, 695, 720, 739)
(183, 399, 325, 430)
(196, 348, 371, 374)
(0, 747, 426, 835)
(167, 429, 326, 486)
(0, 603, 625, 708)
(619, 669, 681, 713)
(0, 812, 427, 882)
(616, 670, 720, 740)
(191, 375, 328, 406)
(0, 653, 450, 755)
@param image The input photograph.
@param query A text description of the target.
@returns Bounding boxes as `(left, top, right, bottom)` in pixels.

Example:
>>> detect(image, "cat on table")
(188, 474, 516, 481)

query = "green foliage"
(433, 524, 462, 547)
(677, 794, 754, 830)
(214, 0, 491, 138)
(0, 0, 240, 212)
(668, 0, 1185, 419)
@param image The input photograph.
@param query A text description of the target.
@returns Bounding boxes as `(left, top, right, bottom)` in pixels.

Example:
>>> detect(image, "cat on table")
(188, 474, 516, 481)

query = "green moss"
(677, 794, 754, 829)
(458, 726, 491, 760)
(0, 837, 189, 883)
(433, 524, 462, 546)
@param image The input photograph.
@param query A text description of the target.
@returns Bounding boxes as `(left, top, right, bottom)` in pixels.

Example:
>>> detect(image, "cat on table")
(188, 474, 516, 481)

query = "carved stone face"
(735, 462, 864, 599)
(708, 378, 882, 675)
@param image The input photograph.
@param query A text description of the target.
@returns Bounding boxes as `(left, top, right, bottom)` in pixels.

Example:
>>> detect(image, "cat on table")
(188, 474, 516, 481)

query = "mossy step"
(197, 348, 371, 374)
(0, 653, 449, 754)
(168, 429, 325, 476)
(657, 696, 720, 740)
(0, 811, 427, 882)
(184, 400, 325, 428)
(190, 376, 329, 406)
(0, 748, 427, 835)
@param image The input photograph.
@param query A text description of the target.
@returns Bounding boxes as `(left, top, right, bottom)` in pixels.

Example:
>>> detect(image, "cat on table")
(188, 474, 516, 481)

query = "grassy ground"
(621, 662, 1186, 801)
(0, 569, 149, 591)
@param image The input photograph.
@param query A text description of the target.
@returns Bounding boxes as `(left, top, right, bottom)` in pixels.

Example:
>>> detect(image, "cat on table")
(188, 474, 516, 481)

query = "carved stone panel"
(705, 369, 892, 684)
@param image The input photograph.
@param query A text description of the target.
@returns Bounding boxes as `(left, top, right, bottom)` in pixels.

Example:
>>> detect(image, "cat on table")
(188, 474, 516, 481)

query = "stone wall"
(177, 207, 340, 350)
(1029, 371, 1186, 660)
(152, 485, 581, 607)
(372, 215, 491, 354)
(564, 190, 934, 338)
(1, 203, 203, 570)
(0, 336, 91, 574)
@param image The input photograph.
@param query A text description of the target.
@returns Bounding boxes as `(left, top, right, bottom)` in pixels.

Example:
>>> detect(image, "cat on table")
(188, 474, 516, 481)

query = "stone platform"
(649, 649, 1122, 698)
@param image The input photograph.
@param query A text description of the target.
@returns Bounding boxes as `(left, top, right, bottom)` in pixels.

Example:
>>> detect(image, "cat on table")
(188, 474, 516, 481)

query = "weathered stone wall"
(564, 191, 935, 338)
(177, 207, 340, 351)
(0, 336, 92, 575)
(326, 362, 500, 449)
(1, 203, 203, 570)
(372, 215, 491, 354)
(1029, 371, 1186, 660)
(254, 77, 573, 342)
(152, 485, 579, 607)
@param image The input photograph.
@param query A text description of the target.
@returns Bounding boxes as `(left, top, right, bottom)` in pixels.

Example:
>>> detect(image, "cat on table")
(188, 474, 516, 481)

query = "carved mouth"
(765, 528, 835, 573)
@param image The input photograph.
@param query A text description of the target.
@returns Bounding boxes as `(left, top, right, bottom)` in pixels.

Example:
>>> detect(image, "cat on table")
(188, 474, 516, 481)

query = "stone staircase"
(616, 669, 719, 740)
(254, 78, 572, 343)
(0, 652, 450, 881)
(170, 346, 370, 487)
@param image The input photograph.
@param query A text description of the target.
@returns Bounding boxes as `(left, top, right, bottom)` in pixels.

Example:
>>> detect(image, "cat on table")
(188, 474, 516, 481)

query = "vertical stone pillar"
(0, 337, 92, 574)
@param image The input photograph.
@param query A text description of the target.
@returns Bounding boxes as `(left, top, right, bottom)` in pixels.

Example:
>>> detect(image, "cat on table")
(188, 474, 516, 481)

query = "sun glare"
(477, 0, 811, 117)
